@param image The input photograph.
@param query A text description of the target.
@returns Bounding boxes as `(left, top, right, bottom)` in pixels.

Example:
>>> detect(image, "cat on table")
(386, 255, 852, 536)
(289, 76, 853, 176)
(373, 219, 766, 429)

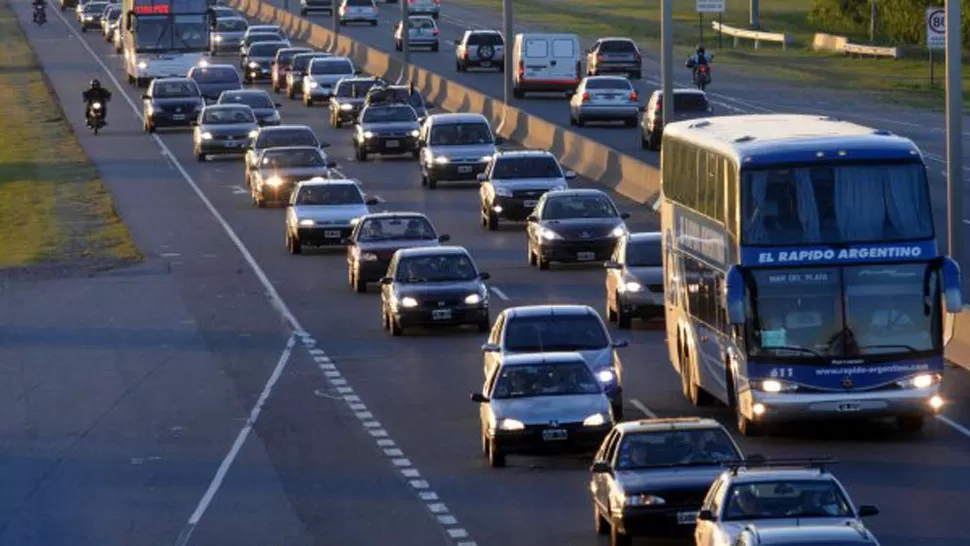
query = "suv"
(640, 89, 712, 150)
(300, 0, 333, 15)
(586, 37, 642, 79)
(482, 304, 628, 419)
(456, 29, 505, 72)
(419, 113, 500, 189)
(477, 150, 575, 230)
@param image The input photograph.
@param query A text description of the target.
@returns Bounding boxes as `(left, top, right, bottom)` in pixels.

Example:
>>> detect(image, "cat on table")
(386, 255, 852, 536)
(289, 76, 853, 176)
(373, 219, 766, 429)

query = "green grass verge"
(0, 0, 140, 269)
(458, 0, 969, 110)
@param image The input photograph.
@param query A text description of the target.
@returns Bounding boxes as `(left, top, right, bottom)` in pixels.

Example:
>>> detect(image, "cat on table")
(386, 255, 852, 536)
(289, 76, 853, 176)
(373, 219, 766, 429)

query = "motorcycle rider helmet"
(90, 79, 102, 89)
(696, 44, 705, 55)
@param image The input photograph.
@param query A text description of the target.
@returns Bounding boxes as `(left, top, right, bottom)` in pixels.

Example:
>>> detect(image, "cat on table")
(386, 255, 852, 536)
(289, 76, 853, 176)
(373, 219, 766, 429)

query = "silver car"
(302, 57, 356, 106)
(482, 305, 628, 420)
(337, 0, 378, 26)
(285, 179, 379, 254)
(455, 29, 504, 72)
(569, 76, 640, 127)
(100, 5, 120, 42)
(471, 352, 613, 468)
(395, 16, 439, 52)
(192, 104, 259, 161)
(478, 149, 575, 229)
(419, 113, 500, 189)
(604, 232, 664, 329)
(407, 0, 439, 18)
(211, 16, 248, 54)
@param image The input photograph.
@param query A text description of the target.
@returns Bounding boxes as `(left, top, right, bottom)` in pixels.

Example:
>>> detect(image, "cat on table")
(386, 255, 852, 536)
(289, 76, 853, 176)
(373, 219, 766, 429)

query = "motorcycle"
(86, 102, 106, 134)
(32, 3, 47, 25)
(693, 64, 711, 90)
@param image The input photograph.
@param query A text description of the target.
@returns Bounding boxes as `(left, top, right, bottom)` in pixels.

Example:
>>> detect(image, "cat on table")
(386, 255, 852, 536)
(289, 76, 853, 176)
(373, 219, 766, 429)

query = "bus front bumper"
(739, 385, 944, 422)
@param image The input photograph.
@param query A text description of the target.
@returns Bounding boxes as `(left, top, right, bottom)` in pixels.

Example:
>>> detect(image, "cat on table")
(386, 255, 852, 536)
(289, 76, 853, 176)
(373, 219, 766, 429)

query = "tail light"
(434, 0, 440, 3)
(581, 92, 590, 103)
(517, 60, 524, 79)
(463, 50, 469, 60)
(433, 28, 439, 36)
(629, 91, 638, 102)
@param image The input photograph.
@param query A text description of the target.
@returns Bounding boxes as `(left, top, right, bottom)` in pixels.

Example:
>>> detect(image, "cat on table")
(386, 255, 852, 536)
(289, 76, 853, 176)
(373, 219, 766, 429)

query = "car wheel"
(389, 314, 403, 336)
(632, 70, 642, 80)
(411, 149, 420, 160)
(481, 430, 489, 456)
(537, 251, 549, 270)
(512, 86, 523, 99)
(145, 120, 155, 133)
(649, 132, 661, 150)
(333, 113, 342, 128)
(304, 96, 313, 107)
(594, 504, 610, 536)
(431, 42, 439, 52)
(381, 305, 389, 330)
(897, 415, 925, 433)
(196, 150, 206, 162)
(357, 147, 369, 162)
(287, 86, 295, 99)
(487, 439, 505, 468)
(576, 116, 585, 127)
(395, 41, 401, 51)
(606, 292, 617, 322)
(354, 270, 367, 293)
(300, 8, 307, 15)
(370, 20, 377, 26)
(609, 519, 632, 546)
(286, 231, 302, 255)
(427, 174, 437, 189)
(616, 295, 632, 329)
(485, 210, 499, 231)
(477, 317, 490, 333)
(528, 240, 537, 266)
(456, 60, 463, 72)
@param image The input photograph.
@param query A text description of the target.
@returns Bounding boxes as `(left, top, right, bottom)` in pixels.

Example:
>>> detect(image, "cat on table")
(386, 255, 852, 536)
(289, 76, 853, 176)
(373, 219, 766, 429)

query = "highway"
(13, 0, 970, 544)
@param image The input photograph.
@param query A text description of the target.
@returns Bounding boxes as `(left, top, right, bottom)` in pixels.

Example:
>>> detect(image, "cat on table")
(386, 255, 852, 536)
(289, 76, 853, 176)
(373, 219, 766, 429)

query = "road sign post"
(401, 0, 410, 66)
(697, 0, 725, 48)
(942, 1, 964, 291)
(503, 0, 513, 105)
(927, 7, 944, 86)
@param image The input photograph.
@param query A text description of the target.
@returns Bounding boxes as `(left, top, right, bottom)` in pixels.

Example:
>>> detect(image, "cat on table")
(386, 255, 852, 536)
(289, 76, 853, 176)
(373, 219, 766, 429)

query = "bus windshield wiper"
(762, 345, 824, 359)
(856, 344, 920, 354)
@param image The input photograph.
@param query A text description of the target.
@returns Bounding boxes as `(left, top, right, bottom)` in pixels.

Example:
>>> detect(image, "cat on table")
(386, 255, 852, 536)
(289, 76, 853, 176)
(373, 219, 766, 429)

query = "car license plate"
(577, 251, 596, 261)
(172, 114, 185, 120)
(523, 200, 538, 208)
(385, 140, 400, 148)
(480, 61, 492, 67)
(324, 230, 341, 238)
(542, 428, 567, 441)
(836, 401, 862, 413)
(676, 511, 698, 525)
(432, 309, 452, 320)
(457, 165, 473, 173)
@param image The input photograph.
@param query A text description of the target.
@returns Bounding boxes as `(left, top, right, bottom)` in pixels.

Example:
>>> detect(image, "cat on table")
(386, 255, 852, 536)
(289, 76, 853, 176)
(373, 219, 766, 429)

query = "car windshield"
(467, 32, 503, 46)
(310, 60, 354, 75)
(336, 80, 381, 98)
(105, 8, 120, 20)
(203, 107, 254, 124)
(191, 68, 239, 83)
(154, 81, 199, 98)
(261, 149, 324, 168)
(357, 217, 436, 241)
(585, 78, 632, 91)
(221, 92, 274, 108)
(491, 157, 562, 179)
(504, 314, 609, 352)
(491, 362, 601, 399)
(625, 239, 662, 266)
(362, 107, 417, 123)
(216, 18, 247, 31)
(543, 195, 617, 220)
(429, 123, 492, 145)
(250, 43, 285, 57)
(598, 40, 637, 53)
(292, 54, 328, 71)
(614, 429, 739, 469)
(395, 254, 477, 282)
(295, 185, 362, 205)
(369, 88, 424, 108)
(723, 480, 853, 521)
(671, 93, 709, 111)
(84, 3, 106, 13)
(409, 18, 435, 30)
(257, 129, 318, 148)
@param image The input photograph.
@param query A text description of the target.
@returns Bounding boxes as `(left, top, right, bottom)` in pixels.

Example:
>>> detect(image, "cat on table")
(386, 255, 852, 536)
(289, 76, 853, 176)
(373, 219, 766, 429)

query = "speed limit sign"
(926, 7, 945, 50)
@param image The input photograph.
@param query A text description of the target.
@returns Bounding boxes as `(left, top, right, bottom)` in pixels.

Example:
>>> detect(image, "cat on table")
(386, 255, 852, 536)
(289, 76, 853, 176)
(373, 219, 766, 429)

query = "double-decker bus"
(122, 0, 212, 86)
(660, 114, 962, 436)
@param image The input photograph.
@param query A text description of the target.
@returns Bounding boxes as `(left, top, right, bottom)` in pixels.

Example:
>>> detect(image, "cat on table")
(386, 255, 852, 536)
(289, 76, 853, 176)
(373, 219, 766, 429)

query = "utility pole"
(503, 0, 513, 104)
(661, 0, 673, 126)
(869, 0, 877, 44)
(332, 3, 339, 36)
(401, 0, 410, 66)
(945, 0, 964, 283)
(749, 0, 759, 29)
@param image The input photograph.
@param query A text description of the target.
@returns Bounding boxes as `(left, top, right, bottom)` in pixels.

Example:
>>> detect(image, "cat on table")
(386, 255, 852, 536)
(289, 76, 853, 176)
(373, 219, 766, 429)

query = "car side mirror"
(858, 505, 879, 518)
(481, 343, 499, 352)
(638, 105, 646, 112)
(604, 261, 621, 270)
(380, 277, 393, 285)
(319, 142, 330, 148)
(590, 461, 611, 473)
(612, 340, 629, 348)
(326, 160, 338, 168)
(190, 120, 198, 126)
(479, 272, 491, 281)
(697, 509, 714, 522)
(564, 170, 577, 179)
(477, 173, 488, 182)
(275, 102, 282, 108)
(708, 106, 714, 112)
(620, 212, 630, 220)
(470, 393, 489, 403)
(365, 197, 379, 205)
(141, 94, 150, 100)
(438, 234, 450, 242)
(526, 215, 538, 223)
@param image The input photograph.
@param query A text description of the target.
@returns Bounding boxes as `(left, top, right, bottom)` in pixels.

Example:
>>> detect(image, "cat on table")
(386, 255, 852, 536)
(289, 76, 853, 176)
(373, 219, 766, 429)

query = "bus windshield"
(134, 15, 209, 52)
(746, 263, 941, 360)
(742, 162, 932, 246)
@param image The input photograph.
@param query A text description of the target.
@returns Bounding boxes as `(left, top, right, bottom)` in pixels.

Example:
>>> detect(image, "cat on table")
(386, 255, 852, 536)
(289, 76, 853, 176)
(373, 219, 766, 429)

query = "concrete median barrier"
(225, 0, 662, 206)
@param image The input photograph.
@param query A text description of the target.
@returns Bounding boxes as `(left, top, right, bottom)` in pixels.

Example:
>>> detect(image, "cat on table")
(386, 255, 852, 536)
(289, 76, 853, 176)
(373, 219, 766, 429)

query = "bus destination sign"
(742, 241, 937, 267)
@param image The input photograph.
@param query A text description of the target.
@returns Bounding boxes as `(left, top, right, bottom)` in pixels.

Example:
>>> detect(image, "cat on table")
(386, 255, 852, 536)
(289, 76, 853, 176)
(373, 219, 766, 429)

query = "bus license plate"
(457, 166, 473, 173)
(523, 200, 538, 208)
(432, 309, 452, 320)
(836, 401, 862, 413)
(677, 511, 698, 525)
(577, 252, 595, 261)
(385, 140, 400, 148)
(542, 428, 567, 441)
(324, 230, 341, 238)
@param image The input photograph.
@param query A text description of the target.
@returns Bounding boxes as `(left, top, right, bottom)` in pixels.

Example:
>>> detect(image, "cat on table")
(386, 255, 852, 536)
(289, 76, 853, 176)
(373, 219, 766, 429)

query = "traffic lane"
(42, 11, 469, 546)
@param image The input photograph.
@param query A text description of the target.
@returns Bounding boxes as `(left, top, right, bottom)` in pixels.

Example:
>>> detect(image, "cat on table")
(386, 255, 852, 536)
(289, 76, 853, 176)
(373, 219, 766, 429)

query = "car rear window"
(504, 314, 609, 352)
(598, 40, 637, 53)
(277, 49, 310, 64)
(552, 38, 575, 58)
(467, 33, 503, 46)
(250, 43, 285, 57)
(674, 93, 709, 111)
(191, 68, 240, 83)
(310, 59, 354, 75)
(585, 78, 632, 90)
(217, 18, 247, 31)
(524, 39, 548, 58)
(258, 129, 319, 148)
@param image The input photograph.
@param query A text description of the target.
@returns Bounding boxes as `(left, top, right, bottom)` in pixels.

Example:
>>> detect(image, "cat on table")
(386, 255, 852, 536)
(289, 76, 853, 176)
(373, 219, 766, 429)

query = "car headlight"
(298, 218, 315, 226)
(249, 61, 259, 69)
(626, 494, 666, 506)
(493, 186, 512, 197)
(309, 81, 318, 88)
(464, 293, 482, 305)
(266, 176, 283, 187)
(433, 156, 450, 164)
(359, 252, 378, 261)
(138, 61, 148, 69)
(611, 226, 627, 238)
(596, 369, 615, 384)
(550, 184, 568, 191)
(583, 413, 607, 427)
(399, 296, 419, 308)
(248, 130, 259, 138)
(198, 59, 209, 67)
(84, 15, 93, 20)
(620, 280, 642, 293)
(480, 155, 493, 162)
(340, 103, 353, 110)
(757, 379, 799, 393)
(214, 35, 223, 42)
(540, 227, 561, 241)
(498, 418, 525, 431)
(897, 373, 940, 390)
(201, 131, 213, 140)
(363, 131, 374, 139)
(410, 130, 420, 137)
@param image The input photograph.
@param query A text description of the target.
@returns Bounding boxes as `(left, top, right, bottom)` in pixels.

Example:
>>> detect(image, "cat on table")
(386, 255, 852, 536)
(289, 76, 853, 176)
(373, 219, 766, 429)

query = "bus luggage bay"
(122, 0, 212, 86)
(659, 114, 962, 436)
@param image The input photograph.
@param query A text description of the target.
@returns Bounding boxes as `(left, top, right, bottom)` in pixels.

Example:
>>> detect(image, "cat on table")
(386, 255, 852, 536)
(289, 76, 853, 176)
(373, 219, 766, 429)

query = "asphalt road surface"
(10, 0, 970, 544)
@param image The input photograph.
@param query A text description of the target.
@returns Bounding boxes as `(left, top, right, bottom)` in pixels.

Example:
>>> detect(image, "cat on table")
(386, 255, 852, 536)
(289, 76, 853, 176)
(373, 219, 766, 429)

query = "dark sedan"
(364, 84, 431, 122)
(329, 77, 385, 128)
(590, 418, 744, 544)
(242, 41, 290, 82)
(249, 146, 338, 205)
(244, 125, 325, 184)
(78, 1, 108, 30)
(192, 104, 259, 160)
(353, 104, 421, 161)
(239, 33, 286, 66)
(380, 246, 491, 335)
(271, 47, 313, 94)
(142, 78, 205, 132)
(218, 89, 281, 126)
(187, 64, 243, 102)
(527, 189, 629, 269)
(347, 213, 449, 292)
(604, 232, 664, 329)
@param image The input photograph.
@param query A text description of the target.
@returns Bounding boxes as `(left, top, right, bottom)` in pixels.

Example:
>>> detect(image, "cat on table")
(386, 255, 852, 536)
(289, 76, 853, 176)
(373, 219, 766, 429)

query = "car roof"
(153, 77, 193, 84)
(261, 145, 322, 153)
(584, 75, 633, 82)
(626, 231, 662, 243)
(259, 124, 313, 132)
(501, 352, 587, 367)
(544, 188, 610, 199)
(395, 246, 470, 258)
(598, 36, 637, 43)
(426, 113, 488, 125)
(279, 46, 312, 52)
(250, 40, 290, 47)
(468, 29, 502, 34)
(746, 525, 874, 543)
(191, 64, 237, 73)
(494, 149, 556, 159)
(360, 211, 431, 220)
(614, 417, 724, 435)
(294, 52, 331, 58)
(249, 24, 280, 29)
(296, 178, 358, 188)
(222, 89, 271, 97)
(311, 56, 352, 63)
(503, 304, 596, 318)
(203, 103, 252, 111)
(651, 88, 707, 97)
(729, 468, 834, 482)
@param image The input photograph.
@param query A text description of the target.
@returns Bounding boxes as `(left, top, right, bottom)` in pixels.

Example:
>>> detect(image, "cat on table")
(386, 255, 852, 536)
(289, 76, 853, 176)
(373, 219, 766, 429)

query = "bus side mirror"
(941, 257, 963, 313)
(725, 265, 746, 325)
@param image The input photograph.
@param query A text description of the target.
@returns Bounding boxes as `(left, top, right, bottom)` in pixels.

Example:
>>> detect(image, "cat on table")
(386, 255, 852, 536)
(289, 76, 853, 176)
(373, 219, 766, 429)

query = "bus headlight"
(757, 379, 799, 393)
(897, 373, 940, 390)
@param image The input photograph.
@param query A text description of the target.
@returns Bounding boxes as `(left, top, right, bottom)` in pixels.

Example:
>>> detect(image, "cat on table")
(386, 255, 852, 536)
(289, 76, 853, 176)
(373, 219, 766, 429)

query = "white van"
(512, 33, 582, 99)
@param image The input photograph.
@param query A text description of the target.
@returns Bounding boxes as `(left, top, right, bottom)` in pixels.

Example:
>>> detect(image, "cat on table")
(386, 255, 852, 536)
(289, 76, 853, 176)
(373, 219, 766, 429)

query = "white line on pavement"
(489, 286, 510, 301)
(936, 414, 970, 439)
(48, 5, 479, 545)
(630, 398, 658, 419)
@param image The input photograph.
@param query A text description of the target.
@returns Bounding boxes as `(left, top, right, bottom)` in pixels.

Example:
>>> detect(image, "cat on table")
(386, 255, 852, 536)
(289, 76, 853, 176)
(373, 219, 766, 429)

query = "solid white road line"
(936, 414, 970, 440)
(49, 5, 479, 545)
(489, 286, 510, 301)
(630, 398, 658, 419)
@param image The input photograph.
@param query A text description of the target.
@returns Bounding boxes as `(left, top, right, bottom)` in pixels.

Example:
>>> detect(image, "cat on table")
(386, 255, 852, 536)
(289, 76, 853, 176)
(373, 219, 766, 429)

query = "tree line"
(809, 0, 970, 46)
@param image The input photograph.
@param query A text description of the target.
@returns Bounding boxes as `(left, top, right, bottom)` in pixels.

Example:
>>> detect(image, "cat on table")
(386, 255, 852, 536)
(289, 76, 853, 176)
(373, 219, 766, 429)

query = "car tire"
(594, 504, 610, 536)
(485, 210, 499, 231)
(286, 231, 302, 255)
(381, 305, 390, 330)
(389, 315, 403, 336)
(196, 150, 206, 162)
(606, 293, 617, 322)
(370, 20, 377, 26)
(427, 174, 437, 189)
(609, 519, 632, 546)
(528, 241, 537, 266)
(455, 60, 463, 72)
(356, 146, 369, 162)
(304, 96, 313, 107)
(487, 439, 505, 468)
(300, 8, 307, 15)
(287, 86, 296, 99)
(897, 415, 925, 433)
(649, 132, 661, 151)
(144, 120, 155, 133)
(631, 70, 642, 80)
(575, 116, 585, 127)
(431, 42, 439, 52)
(537, 251, 549, 270)
(395, 41, 401, 52)
(616, 296, 632, 329)
(512, 86, 523, 99)
(411, 149, 420, 160)
(354, 270, 367, 293)
(477, 317, 490, 333)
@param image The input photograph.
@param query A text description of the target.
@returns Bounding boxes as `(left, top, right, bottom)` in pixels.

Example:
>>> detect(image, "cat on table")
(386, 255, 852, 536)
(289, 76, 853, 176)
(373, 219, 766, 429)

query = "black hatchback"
(142, 78, 205, 132)
(526, 189, 629, 269)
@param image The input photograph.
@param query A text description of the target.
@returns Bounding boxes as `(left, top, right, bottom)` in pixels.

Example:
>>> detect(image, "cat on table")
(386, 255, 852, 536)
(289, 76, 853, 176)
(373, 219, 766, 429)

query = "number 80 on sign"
(926, 7, 945, 50)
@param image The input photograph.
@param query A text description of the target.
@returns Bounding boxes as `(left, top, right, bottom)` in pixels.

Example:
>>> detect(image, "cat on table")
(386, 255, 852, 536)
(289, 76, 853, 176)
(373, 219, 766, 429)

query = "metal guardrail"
(712, 21, 792, 50)
(841, 42, 901, 59)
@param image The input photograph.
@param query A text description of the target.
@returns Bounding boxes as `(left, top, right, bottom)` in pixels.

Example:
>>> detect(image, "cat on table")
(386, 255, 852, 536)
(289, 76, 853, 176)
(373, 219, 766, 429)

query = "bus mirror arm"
(940, 256, 963, 313)
(725, 265, 746, 325)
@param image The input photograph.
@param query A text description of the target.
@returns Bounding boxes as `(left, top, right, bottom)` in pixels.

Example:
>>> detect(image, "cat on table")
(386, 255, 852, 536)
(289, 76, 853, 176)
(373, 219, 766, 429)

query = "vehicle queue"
(83, 2, 897, 545)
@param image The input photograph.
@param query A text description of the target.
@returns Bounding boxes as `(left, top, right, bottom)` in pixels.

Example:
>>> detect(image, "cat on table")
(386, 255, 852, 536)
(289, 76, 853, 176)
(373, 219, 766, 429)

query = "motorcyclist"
(82, 79, 112, 127)
(32, 0, 46, 23)
(685, 44, 713, 69)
